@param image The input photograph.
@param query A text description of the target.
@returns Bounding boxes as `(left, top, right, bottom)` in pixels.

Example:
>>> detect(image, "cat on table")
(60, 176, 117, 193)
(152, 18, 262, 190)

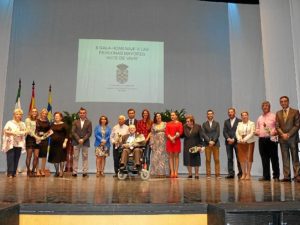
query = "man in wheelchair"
(119, 125, 146, 172)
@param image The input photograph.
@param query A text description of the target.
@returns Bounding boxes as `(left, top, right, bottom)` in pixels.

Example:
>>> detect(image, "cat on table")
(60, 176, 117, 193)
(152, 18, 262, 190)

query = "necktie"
(130, 119, 133, 125)
(283, 109, 287, 122)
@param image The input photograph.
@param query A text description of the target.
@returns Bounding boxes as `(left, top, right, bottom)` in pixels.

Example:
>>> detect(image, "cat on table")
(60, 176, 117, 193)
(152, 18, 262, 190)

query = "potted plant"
(63, 111, 79, 172)
(160, 108, 186, 123)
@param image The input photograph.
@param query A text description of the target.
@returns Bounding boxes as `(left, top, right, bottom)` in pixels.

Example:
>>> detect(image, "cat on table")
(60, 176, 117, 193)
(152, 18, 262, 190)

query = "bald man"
(110, 115, 129, 177)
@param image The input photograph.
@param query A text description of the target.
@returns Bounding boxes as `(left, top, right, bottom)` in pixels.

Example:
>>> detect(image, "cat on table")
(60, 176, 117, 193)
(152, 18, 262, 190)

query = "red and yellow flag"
(28, 81, 36, 113)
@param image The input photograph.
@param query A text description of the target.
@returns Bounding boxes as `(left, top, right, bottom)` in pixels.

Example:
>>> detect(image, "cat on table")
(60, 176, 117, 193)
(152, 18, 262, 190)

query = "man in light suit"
(223, 108, 242, 179)
(276, 96, 300, 182)
(71, 107, 92, 177)
(125, 108, 138, 127)
(202, 110, 221, 179)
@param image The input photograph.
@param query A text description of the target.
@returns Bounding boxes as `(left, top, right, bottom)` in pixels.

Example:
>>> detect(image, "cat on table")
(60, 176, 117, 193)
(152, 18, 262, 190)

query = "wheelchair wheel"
(118, 171, 128, 180)
(140, 169, 150, 180)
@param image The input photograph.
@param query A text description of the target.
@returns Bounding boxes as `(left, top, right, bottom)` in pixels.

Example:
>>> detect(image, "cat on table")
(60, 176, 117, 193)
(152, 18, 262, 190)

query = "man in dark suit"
(71, 107, 92, 177)
(276, 96, 300, 182)
(125, 108, 138, 127)
(202, 110, 221, 179)
(119, 125, 146, 170)
(223, 107, 242, 179)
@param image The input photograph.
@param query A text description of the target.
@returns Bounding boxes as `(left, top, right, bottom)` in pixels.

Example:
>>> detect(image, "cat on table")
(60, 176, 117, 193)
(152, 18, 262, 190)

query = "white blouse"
(236, 120, 256, 143)
(2, 120, 26, 152)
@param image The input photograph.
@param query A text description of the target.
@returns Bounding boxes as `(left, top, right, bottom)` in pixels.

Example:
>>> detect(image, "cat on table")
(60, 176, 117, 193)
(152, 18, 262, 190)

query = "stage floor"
(1, 173, 300, 205)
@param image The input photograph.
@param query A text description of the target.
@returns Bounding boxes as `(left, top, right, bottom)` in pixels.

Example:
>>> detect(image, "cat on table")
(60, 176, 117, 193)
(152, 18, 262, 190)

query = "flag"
(28, 81, 36, 113)
(15, 79, 22, 109)
(47, 85, 52, 121)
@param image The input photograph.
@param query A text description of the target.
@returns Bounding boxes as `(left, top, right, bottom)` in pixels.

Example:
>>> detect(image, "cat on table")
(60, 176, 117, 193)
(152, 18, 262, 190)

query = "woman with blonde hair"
(236, 111, 256, 180)
(25, 107, 40, 177)
(36, 108, 51, 176)
(2, 108, 26, 178)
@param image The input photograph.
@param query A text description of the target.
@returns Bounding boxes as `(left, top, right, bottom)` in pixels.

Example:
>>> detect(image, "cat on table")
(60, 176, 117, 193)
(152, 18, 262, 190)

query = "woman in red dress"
(165, 112, 183, 178)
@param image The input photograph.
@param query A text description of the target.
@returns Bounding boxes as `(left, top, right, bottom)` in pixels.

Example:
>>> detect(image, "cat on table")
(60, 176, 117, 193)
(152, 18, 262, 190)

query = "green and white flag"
(15, 79, 22, 109)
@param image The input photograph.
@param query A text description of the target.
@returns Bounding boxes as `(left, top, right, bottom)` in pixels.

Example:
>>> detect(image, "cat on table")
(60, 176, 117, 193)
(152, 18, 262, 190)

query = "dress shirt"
(230, 118, 236, 127)
(80, 119, 85, 129)
(256, 112, 277, 141)
(110, 124, 129, 144)
(126, 134, 135, 144)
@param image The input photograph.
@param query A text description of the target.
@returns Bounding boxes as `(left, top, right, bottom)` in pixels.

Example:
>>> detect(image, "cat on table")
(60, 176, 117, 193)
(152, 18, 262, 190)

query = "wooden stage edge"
(1, 173, 300, 224)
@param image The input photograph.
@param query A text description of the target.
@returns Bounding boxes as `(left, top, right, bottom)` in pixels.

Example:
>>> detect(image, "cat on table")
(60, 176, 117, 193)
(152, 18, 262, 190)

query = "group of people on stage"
(2, 95, 300, 182)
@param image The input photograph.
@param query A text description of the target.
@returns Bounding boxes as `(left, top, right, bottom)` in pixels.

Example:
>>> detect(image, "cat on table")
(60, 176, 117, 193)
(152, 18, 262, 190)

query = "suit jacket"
(223, 117, 242, 144)
(276, 107, 300, 143)
(94, 125, 111, 148)
(71, 119, 92, 147)
(125, 118, 138, 127)
(202, 120, 220, 147)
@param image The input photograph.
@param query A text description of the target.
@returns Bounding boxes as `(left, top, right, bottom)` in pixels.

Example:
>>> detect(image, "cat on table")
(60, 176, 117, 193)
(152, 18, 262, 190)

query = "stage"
(1, 173, 300, 225)
(2, 173, 300, 204)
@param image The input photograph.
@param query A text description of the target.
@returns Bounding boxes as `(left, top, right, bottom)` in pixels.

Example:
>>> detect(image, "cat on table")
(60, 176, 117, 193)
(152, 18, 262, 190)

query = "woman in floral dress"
(150, 113, 169, 177)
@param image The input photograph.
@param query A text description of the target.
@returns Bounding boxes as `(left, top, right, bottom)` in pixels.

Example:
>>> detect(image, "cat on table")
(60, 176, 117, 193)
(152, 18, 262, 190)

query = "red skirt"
(166, 138, 181, 153)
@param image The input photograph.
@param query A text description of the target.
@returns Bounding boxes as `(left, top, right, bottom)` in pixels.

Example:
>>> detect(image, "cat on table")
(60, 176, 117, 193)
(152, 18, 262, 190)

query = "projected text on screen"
(76, 39, 164, 103)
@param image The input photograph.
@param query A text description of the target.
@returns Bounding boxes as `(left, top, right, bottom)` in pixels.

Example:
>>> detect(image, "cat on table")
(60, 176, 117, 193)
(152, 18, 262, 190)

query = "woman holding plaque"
(36, 108, 51, 176)
(165, 112, 183, 178)
(183, 115, 204, 179)
(94, 115, 111, 177)
(25, 108, 40, 177)
(236, 111, 255, 180)
(2, 108, 26, 178)
(48, 112, 68, 177)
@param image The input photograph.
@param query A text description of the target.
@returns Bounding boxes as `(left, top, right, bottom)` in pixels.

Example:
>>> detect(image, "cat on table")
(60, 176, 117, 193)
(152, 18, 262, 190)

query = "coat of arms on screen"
(116, 64, 128, 84)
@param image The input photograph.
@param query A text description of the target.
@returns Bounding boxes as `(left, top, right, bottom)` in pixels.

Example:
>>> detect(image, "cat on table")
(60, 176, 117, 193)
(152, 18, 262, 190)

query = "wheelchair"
(117, 146, 150, 180)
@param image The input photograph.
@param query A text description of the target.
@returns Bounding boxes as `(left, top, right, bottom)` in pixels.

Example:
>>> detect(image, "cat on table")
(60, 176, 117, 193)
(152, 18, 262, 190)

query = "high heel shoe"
(174, 172, 178, 178)
(36, 170, 42, 177)
(40, 170, 45, 177)
(170, 172, 175, 178)
(245, 174, 251, 180)
(96, 171, 101, 177)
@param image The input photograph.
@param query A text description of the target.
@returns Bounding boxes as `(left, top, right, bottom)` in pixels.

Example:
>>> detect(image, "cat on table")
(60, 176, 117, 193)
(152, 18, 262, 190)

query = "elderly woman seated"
(119, 125, 146, 171)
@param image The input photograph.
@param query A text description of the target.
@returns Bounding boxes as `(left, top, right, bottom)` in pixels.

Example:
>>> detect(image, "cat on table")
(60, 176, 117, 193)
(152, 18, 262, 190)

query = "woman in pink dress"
(165, 112, 183, 178)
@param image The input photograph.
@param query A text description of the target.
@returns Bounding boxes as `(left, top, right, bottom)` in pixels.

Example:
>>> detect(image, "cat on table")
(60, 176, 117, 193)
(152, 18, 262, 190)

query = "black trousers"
(113, 145, 121, 174)
(258, 137, 280, 179)
(6, 147, 22, 176)
(225, 143, 242, 176)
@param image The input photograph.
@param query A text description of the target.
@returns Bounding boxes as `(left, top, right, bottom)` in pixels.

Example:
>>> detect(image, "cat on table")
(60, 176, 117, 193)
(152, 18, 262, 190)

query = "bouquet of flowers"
(189, 146, 205, 154)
